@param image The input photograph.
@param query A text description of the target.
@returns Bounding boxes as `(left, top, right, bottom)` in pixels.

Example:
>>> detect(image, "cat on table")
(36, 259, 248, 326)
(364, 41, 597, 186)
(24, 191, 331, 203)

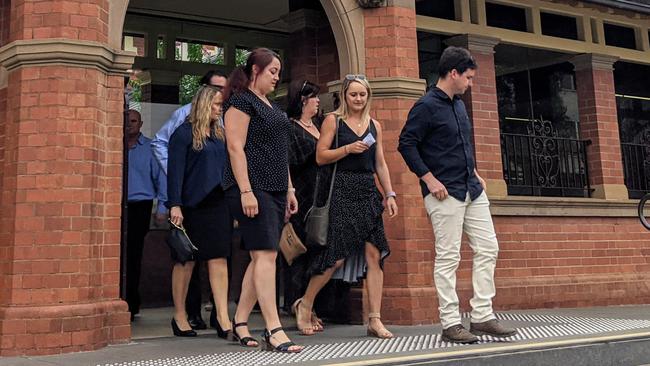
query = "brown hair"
(223, 48, 281, 100)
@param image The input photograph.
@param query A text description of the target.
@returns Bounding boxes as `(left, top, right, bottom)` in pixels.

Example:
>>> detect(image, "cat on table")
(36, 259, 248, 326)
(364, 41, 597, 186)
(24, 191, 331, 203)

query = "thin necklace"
(249, 88, 268, 103)
(298, 118, 313, 128)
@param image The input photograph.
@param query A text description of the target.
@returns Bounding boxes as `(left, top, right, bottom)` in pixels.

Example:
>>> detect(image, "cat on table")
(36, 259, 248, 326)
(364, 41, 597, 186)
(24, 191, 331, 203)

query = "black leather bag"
(166, 220, 197, 264)
(304, 118, 340, 248)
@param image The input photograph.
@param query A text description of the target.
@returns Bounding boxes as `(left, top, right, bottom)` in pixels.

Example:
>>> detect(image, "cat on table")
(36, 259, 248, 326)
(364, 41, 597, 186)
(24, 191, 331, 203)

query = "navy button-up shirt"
(166, 122, 227, 209)
(398, 87, 483, 201)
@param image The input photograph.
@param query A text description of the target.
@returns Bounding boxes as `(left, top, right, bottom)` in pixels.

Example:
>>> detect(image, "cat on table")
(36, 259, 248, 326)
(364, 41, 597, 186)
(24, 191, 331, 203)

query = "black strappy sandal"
(262, 327, 303, 353)
(232, 321, 258, 347)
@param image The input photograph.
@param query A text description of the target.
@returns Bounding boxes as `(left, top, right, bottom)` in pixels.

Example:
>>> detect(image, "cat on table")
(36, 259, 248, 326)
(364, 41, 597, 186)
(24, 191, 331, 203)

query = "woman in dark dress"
(166, 85, 232, 338)
(283, 79, 324, 333)
(293, 75, 398, 338)
(223, 48, 303, 353)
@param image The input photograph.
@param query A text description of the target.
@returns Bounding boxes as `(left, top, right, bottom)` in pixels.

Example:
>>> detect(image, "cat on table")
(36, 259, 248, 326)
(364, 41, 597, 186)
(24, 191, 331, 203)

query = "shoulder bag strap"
(310, 117, 340, 209)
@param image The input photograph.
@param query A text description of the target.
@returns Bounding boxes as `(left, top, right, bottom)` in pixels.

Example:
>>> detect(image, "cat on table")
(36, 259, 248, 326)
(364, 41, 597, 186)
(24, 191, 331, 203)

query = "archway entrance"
(115, 0, 356, 338)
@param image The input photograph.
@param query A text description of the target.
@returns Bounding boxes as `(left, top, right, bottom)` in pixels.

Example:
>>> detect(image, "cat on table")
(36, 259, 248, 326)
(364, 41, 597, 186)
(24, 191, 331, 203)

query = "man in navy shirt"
(152, 70, 227, 330)
(398, 46, 517, 343)
(126, 110, 167, 321)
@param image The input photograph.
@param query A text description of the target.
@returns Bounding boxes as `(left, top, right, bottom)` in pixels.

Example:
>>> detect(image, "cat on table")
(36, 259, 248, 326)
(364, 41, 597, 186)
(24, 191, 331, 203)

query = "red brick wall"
(288, 14, 340, 92)
(575, 67, 625, 188)
(466, 217, 650, 310)
(364, 6, 419, 79)
(9, 0, 109, 43)
(0, 66, 129, 356)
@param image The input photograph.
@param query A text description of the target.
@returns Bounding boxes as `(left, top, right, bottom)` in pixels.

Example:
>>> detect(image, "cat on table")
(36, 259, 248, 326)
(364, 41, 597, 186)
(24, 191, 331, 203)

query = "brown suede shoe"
(470, 319, 518, 338)
(441, 324, 479, 344)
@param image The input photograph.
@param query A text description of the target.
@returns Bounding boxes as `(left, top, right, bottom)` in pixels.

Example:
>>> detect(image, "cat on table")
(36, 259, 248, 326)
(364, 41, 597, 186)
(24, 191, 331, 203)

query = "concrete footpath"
(3, 305, 650, 366)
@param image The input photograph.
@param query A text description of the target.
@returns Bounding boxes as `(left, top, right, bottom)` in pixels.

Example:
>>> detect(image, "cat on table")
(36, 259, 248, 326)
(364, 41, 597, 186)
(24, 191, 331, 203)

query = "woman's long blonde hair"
(332, 76, 372, 123)
(188, 85, 224, 151)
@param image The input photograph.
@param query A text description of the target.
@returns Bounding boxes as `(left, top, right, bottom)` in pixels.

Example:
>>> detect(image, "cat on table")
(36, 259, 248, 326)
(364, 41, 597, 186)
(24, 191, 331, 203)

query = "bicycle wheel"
(638, 193, 650, 231)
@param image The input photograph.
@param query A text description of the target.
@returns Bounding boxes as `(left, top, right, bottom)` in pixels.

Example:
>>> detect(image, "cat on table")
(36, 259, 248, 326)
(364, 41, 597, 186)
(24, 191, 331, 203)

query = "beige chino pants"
(424, 191, 498, 329)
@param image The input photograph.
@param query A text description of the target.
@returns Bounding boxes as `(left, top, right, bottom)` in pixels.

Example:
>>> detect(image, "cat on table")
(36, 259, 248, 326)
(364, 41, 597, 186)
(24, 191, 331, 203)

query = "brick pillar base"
(0, 301, 129, 356)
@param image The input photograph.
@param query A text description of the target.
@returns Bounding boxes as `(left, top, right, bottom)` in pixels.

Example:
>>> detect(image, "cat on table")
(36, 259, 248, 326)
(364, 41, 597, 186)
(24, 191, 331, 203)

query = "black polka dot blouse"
(222, 89, 290, 192)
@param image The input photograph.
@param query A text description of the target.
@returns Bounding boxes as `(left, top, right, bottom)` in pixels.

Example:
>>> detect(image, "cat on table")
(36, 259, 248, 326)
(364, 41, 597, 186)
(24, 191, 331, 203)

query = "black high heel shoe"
(215, 319, 231, 340)
(262, 327, 303, 353)
(171, 318, 197, 337)
(232, 321, 258, 347)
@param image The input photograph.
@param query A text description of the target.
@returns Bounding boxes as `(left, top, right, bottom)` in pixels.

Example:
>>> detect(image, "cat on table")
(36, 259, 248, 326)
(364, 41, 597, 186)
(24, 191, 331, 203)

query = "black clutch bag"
(166, 220, 197, 264)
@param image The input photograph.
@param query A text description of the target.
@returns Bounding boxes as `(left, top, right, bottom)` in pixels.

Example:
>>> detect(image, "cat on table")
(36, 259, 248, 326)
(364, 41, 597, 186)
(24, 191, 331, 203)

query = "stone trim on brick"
(445, 33, 500, 54)
(490, 196, 638, 217)
(0, 39, 134, 75)
(571, 53, 620, 71)
(0, 66, 6, 88)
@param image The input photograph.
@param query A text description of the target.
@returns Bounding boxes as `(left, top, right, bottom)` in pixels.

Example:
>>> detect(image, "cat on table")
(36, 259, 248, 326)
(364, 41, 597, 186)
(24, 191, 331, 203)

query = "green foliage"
(179, 75, 202, 105)
(235, 48, 250, 66)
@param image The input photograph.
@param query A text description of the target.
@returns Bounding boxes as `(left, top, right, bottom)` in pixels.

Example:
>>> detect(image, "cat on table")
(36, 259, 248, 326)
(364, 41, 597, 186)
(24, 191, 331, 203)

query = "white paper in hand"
(362, 133, 376, 147)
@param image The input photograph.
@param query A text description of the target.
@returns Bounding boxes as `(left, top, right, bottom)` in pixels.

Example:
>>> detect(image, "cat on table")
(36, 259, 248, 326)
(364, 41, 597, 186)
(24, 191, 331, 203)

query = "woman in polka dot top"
(222, 48, 303, 353)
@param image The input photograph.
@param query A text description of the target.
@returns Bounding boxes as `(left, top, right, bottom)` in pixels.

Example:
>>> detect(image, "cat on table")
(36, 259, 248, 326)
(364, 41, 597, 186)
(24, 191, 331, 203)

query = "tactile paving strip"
(100, 313, 650, 366)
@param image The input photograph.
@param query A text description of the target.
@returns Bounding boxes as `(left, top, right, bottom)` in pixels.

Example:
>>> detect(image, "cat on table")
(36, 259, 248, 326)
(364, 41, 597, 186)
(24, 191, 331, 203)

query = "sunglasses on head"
(202, 84, 223, 91)
(299, 80, 308, 95)
(344, 74, 367, 81)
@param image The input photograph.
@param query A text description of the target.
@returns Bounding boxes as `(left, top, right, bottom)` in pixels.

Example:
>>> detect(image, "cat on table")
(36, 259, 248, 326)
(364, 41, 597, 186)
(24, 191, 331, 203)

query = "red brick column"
(362, 3, 436, 325)
(0, 0, 9, 46)
(0, 0, 132, 356)
(447, 34, 507, 197)
(571, 54, 627, 200)
(284, 9, 340, 102)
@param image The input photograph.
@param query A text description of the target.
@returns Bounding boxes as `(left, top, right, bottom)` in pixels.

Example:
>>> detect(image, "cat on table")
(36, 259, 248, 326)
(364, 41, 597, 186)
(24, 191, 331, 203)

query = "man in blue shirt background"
(151, 70, 227, 330)
(398, 46, 517, 344)
(126, 109, 167, 321)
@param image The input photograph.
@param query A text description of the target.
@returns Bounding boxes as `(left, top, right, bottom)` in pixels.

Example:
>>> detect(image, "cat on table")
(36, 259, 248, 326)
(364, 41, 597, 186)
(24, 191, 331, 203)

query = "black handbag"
(166, 219, 197, 264)
(304, 118, 340, 248)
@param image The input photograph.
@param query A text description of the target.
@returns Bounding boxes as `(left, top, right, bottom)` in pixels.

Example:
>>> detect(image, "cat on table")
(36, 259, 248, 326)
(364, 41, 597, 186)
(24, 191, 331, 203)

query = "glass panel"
(174, 40, 225, 65)
(415, 0, 455, 20)
(416, 32, 447, 89)
(122, 34, 145, 57)
(486, 2, 528, 32)
(541, 12, 578, 40)
(157, 36, 166, 59)
(614, 62, 650, 198)
(495, 45, 586, 197)
(604, 23, 637, 50)
(178, 75, 202, 105)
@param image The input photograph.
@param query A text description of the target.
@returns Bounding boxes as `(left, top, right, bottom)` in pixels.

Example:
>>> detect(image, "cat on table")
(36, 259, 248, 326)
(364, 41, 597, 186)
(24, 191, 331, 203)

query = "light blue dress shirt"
(128, 134, 167, 214)
(151, 103, 192, 175)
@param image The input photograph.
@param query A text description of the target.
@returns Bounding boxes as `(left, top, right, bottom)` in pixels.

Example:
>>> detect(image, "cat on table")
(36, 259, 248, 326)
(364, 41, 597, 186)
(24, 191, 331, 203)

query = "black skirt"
(183, 186, 232, 261)
(226, 188, 286, 251)
(306, 170, 390, 283)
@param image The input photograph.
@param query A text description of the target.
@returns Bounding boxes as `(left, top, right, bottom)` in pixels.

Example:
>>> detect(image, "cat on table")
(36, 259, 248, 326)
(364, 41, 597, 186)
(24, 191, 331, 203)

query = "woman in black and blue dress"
(223, 48, 303, 353)
(293, 75, 398, 338)
(167, 85, 232, 339)
(284, 79, 325, 332)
